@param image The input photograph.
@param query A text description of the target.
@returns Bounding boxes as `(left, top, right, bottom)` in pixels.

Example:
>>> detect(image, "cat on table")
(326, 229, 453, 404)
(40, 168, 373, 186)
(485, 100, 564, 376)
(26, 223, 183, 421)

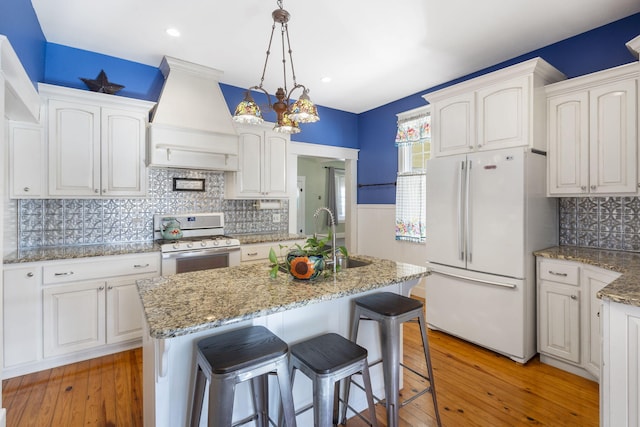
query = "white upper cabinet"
(9, 121, 45, 198)
(39, 83, 155, 198)
(546, 63, 638, 196)
(476, 76, 530, 151)
(431, 92, 475, 156)
(225, 123, 289, 199)
(424, 58, 565, 157)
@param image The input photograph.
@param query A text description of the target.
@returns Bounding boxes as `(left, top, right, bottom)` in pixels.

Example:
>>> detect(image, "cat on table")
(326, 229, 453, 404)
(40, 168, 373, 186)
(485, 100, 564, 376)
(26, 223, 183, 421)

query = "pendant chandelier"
(233, 0, 320, 134)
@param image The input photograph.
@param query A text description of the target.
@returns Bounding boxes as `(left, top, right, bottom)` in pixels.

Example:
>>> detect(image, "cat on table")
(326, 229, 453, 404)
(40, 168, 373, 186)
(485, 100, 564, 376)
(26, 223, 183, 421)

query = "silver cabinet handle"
(458, 161, 465, 261)
(23, 187, 30, 192)
(98, 286, 104, 291)
(430, 268, 517, 289)
(581, 186, 587, 191)
(26, 272, 34, 277)
(590, 185, 597, 190)
(465, 159, 472, 263)
(247, 252, 259, 256)
(570, 295, 577, 300)
(54, 271, 74, 276)
(108, 286, 113, 290)
(134, 264, 150, 268)
(549, 271, 568, 277)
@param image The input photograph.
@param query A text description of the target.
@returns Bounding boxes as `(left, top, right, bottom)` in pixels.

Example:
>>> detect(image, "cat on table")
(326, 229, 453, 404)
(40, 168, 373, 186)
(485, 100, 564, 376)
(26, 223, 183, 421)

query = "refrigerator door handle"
(465, 159, 472, 264)
(458, 161, 465, 261)
(429, 268, 517, 289)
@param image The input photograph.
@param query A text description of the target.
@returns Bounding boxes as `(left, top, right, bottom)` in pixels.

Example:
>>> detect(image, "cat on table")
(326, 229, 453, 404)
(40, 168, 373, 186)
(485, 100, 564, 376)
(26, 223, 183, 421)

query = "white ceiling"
(31, 0, 640, 114)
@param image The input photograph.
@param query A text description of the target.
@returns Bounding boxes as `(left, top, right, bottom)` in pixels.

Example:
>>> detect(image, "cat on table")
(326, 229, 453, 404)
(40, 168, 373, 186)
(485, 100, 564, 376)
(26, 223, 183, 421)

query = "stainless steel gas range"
(153, 213, 241, 275)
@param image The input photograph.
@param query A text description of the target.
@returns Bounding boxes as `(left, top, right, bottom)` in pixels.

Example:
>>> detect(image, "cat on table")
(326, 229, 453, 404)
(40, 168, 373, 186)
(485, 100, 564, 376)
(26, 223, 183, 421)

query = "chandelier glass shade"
(232, 0, 319, 134)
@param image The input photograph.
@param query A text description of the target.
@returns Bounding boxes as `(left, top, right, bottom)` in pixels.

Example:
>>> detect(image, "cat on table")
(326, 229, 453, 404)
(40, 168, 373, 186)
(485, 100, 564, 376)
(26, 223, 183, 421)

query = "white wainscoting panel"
(357, 204, 426, 297)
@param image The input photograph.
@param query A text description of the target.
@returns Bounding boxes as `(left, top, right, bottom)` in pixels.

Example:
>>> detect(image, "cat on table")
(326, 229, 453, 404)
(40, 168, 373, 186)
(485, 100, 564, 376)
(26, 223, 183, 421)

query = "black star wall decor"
(80, 70, 125, 94)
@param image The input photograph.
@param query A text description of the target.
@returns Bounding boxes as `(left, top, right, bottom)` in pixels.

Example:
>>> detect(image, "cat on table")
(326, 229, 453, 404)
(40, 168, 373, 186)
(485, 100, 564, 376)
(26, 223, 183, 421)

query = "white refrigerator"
(425, 146, 557, 363)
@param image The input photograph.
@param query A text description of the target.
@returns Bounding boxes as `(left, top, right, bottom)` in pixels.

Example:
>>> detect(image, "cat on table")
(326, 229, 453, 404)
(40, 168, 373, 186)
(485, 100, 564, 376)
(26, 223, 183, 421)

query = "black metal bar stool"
(285, 333, 378, 427)
(342, 292, 441, 427)
(190, 325, 297, 427)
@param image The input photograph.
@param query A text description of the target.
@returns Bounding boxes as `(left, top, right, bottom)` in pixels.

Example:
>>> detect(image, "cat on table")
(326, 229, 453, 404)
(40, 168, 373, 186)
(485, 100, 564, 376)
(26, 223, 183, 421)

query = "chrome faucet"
(314, 207, 336, 274)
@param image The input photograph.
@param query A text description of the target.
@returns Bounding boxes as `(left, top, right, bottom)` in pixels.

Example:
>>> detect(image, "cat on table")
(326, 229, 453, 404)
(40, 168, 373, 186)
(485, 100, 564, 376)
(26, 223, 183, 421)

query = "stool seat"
(190, 325, 296, 427)
(198, 326, 289, 374)
(291, 333, 367, 375)
(287, 333, 378, 427)
(354, 292, 423, 316)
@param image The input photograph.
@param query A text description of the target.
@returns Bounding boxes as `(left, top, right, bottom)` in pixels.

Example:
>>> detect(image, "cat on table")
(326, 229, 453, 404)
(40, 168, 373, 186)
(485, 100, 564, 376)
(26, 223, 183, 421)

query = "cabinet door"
(582, 267, 620, 379)
(3, 267, 42, 368)
(263, 131, 287, 196)
(237, 130, 263, 196)
(432, 92, 475, 156)
(43, 281, 106, 357)
(547, 92, 590, 195)
(9, 122, 44, 198)
(539, 281, 580, 363)
(106, 276, 148, 343)
(101, 107, 147, 196)
(48, 99, 101, 196)
(589, 79, 637, 194)
(477, 76, 530, 151)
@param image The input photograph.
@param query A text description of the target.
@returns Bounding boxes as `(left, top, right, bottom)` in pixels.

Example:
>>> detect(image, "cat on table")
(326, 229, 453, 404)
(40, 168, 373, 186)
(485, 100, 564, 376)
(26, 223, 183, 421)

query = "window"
(394, 107, 430, 243)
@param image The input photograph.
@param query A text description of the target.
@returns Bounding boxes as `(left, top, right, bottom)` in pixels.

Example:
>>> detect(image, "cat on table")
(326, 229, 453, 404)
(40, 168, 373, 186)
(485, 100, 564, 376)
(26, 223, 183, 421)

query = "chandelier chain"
(280, 21, 288, 93)
(258, 22, 278, 90)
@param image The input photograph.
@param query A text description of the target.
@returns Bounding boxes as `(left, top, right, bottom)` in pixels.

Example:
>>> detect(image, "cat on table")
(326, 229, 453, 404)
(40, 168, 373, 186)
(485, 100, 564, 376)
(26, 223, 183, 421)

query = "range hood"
(147, 56, 239, 171)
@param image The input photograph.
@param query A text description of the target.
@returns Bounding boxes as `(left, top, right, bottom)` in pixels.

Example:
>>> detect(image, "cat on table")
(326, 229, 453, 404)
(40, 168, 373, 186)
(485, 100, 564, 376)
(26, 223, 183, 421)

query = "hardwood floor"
(3, 320, 598, 426)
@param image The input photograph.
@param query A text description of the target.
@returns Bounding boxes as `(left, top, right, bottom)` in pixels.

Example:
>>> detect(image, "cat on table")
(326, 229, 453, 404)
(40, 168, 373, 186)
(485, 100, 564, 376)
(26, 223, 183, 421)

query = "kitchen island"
(136, 255, 428, 427)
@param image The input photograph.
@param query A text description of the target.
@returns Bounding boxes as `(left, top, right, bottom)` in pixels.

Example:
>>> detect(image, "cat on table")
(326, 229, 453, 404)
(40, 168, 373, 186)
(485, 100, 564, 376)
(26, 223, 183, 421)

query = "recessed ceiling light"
(321, 77, 332, 83)
(166, 28, 181, 37)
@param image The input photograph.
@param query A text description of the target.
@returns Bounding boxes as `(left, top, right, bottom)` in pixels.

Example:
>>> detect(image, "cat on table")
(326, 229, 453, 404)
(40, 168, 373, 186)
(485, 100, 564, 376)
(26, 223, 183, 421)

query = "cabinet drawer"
(539, 260, 580, 286)
(241, 244, 272, 262)
(240, 240, 306, 263)
(43, 253, 160, 285)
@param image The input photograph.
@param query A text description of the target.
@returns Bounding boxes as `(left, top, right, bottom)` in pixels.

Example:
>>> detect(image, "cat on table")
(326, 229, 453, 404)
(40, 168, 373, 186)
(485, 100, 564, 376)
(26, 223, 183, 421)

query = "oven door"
(161, 246, 241, 275)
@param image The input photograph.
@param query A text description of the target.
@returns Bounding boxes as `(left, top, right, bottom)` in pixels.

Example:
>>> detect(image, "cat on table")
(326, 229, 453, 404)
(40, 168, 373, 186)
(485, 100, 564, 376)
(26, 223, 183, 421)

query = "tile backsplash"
(559, 197, 640, 252)
(16, 168, 288, 249)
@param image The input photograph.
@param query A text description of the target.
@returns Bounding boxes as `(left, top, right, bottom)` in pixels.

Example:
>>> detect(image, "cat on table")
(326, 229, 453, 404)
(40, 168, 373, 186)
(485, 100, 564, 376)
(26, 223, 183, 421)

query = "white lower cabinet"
(3, 252, 160, 378)
(539, 280, 580, 363)
(601, 299, 640, 426)
(3, 266, 42, 368)
(536, 257, 620, 381)
(43, 280, 106, 357)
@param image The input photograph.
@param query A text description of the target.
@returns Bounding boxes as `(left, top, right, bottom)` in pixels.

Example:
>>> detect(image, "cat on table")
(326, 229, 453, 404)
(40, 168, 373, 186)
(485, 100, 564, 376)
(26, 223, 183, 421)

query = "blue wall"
(358, 12, 640, 204)
(1, 6, 638, 204)
(0, 0, 46, 85)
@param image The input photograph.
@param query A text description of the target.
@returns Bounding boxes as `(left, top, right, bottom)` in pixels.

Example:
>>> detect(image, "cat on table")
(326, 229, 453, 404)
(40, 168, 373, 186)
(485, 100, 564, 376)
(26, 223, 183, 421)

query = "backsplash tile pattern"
(559, 197, 640, 252)
(17, 168, 288, 249)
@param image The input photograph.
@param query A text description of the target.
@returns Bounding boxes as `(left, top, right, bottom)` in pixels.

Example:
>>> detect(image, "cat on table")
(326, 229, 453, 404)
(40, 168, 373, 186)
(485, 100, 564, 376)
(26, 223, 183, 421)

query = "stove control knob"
(187, 242, 194, 248)
(213, 240, 219, 246)
(201, 241, 207, 247)
(172, 243, 180, 250)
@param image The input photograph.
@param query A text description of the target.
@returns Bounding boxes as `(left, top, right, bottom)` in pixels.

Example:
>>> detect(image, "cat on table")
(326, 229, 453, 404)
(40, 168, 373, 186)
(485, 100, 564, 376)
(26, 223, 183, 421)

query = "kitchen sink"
(344, 258, 371, 268)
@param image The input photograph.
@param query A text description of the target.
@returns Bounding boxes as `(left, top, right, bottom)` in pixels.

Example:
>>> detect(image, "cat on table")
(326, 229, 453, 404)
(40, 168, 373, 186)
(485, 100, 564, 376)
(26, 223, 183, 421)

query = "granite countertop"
(534, 246, 640, 307)
(3, 242, 160, 264)
(136, 255, 428, 339)
(232, 233, 307, 245)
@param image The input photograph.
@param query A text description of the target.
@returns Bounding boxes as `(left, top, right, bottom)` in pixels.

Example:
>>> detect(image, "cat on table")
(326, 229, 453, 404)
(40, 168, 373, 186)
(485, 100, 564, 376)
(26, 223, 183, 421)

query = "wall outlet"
(272, 213, 281, 223)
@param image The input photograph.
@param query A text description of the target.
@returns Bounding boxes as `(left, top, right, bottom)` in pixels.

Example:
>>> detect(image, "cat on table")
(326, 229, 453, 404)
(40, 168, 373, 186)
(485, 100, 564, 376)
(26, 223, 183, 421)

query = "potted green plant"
(269, 233, 348, 280)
